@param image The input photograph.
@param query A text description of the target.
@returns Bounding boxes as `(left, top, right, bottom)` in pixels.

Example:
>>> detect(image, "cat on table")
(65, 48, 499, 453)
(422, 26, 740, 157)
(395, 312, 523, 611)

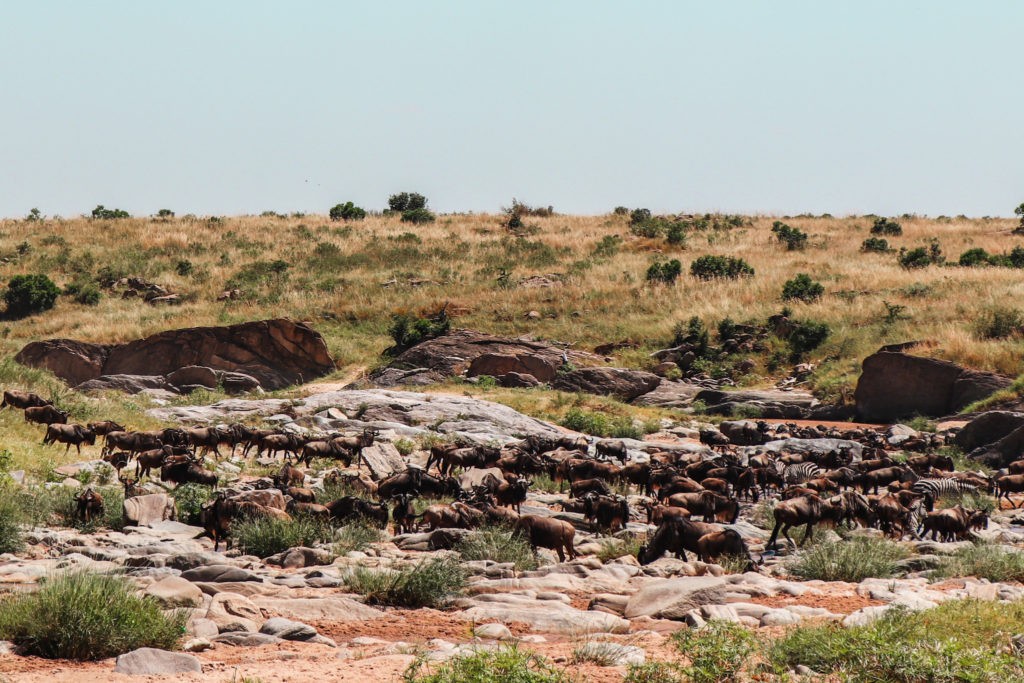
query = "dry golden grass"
(0, 210, 1021, 406)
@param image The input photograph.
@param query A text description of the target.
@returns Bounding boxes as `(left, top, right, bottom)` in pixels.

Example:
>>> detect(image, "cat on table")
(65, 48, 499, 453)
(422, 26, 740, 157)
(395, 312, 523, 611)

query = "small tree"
(861, 237, 891, 253)
(1014, 202, 1024, 233)
(870, 217, 902, 235)
(629, 208, 652, 226)
(645, 259, 682, 283)
(958, 248, 993, 267)
(329, 201, 367, 221)
(155, 209, 175, 218)
(690, 255, 755, 280)
(388, 192, 427, 212)
(401, 208, 436, 225)
(781, 273, 824, 302)
(90, 205, 130, 220)
(24, 208, 42, 222)
(771, 221, 808, 250)
(4, 274, 60, 318)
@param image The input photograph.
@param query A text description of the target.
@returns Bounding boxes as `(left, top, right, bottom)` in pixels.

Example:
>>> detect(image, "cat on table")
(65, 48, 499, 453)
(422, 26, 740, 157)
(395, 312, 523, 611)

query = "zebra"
(912, 478, 978, 511)
(782, 462, 821, 486)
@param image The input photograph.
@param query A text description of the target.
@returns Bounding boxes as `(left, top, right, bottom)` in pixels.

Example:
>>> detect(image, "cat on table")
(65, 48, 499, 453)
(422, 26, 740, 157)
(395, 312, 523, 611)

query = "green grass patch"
(672, 620, 758, 683)
(768, 600, 1024, 681)
(931, 542, 1024, 583)
(233, 515, 334, 558)
(786, 536, 908, 582)
(595, 533, 645, 562)
(404, 644, 567, 683)
(0, 571, 186, 660)
(333, 519, 384, 555)
(457, 525, 539, 572)
(346, 556, 467, 608)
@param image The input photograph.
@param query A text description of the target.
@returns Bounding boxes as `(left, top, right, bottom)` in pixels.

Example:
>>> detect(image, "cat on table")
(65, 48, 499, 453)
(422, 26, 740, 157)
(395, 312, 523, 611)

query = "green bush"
(958, 247, 994, 267)
(560, 408, 643, 439)
(329, 201, 367, 221)
(665, 222, 687, 246)
(861, 237, 891, 253)
(67, 282, 102, 306)
(90, 205, 130, 220)
(172, 483, 214, 525)
(787, 536, 908, 582)
(646, 259, 682, 283)
(333, 520, 383, 556)
(898, 240, 943, 269)
(672, 620, 757, 683)
(457, 525, 538, 572)
(156, 208, 175, 218)
(931, 542, 1024, 582)
(0, 488, 25, 554)
(781, 273, 824, 303)
(769, 600, 1024, 682)
(870, 217, 902, 235)
(175, 259, 194, 276)
(346, 556, 466, 608)
(593, 235, 622, 258)
(974, 306, 1024, 340)
(388, 192, 427, 212)
(401, 208, 436, 225)
(233, 515, 334, 558)
(0, 571, 186, 660)
(771, 221, 807, 250)
(404, 644, 566, 683)
(673, 316, 709, 356)
(690, 255, 754, 280)
(624, 662, 685, 683)
(389, 310, 451, 351)
(629, 208, 652, 225)
(613, 206, 629, 216)
(4, 274, 60, 317)
(787, 319, 830, 358)
(226, 259, 290, 290)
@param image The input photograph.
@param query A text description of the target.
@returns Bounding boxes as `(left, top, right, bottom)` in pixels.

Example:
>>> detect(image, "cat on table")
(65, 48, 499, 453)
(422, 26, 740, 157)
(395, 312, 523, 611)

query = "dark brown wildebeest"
(996, 474, 1024, 509)
(76, 487, 104, 524)
(419, 502, 482, 531)
(104, 430, 162, 457)
(119, 474, 146, 498)
(484, 475, 531, 513)
(919, 505, 988, 542)
(656, 476, 705, 501)
(569, 478, 612, 499)
(160, 458, 218, 488)
(103, 450, 132, 475)
(25, 405, 68, 426)
(391, 493, 417, 534)
(258, 432, 306, 460)
(185, 427, 230, 458)
(285, 486, 316, 503)
(285, 499, 330, 519)
(327, 428, 380, 467)
(696, 529, 758, 570)
(907, 453, 955, 474)
(856, 466, 915, 495)
(582, 493, 630, 532)
(637, 516, 723, 564)
(87, 421, 125, 445)
(645, 502, 692, 525)
(766, 493, 841, 550)
(325, 496, 390, 528)
(42, 424, 96, 455)
(665, 491, 739, 524)
(135, 445, 189, 479)
(1, 390, 50, 410)
(273, 462, 305, 489)
(516, 515, 576, 562)
(199, 492, 290, 551)
(595, 439, 628, 463)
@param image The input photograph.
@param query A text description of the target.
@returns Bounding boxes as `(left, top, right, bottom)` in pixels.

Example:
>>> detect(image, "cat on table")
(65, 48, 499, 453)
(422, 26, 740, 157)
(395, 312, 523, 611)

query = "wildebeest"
(1, 390, 51, 410)
(919, 505, 988, 542)
(104, 430, 162, 457)
(696, 529, 758, 570)
(135, 445, 190, 479)
(569, 478, 612, 499)
(285, 486, 316, 503)
(103, 450, 132, 474)
(595, 439, 628, 463)
(258, 432, 307, 460)
(419, 502, 482, 530)
(391, 493, 416, 534)
(516, 515, 576, 561)
(582, 493, 630, 532)
(87, 421, 125, 444)
(25, 405, 68, 426)
(765, 494, 839, 550)
(637, 516, 723, 564)
(273, 462, 305, 489)
(119, 475, 146, 498)
(42, 424, 96, 455)
(186, 427, 230, 458)
(996, 474, 1024, 509)
(199, 492, 290, 551)
(160, 457, 218, 488)
(76, 487, 104, 524)
(325, 496, 390, 528)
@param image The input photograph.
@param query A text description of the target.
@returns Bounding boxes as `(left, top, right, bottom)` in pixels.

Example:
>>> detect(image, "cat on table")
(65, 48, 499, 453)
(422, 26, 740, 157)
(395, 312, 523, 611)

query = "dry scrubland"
(0, 209, 1021, 470)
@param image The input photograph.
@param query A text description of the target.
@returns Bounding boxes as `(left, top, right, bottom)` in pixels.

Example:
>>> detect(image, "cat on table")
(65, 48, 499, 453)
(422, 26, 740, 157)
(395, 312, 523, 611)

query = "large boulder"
(551, 367, 661, 401)
(970, 425, 1024, 468)
(370, 330, 596, 386)
(855, 351, 1011, 421)
(114, 648, 201, 675)
(693, 389, 818, 418)
(123, 493, 177, 526)
(955, 411, 1024, 452)
(16, 318, 334, 391)
(623, 576, 729, 620)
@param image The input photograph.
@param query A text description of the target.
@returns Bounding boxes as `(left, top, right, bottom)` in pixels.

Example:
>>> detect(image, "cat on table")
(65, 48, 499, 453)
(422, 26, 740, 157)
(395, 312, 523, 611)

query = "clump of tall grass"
(0, 571, 186, 660)
(233, 515, 334, 558)
(404, 644, 566, 683)
(786, 537, 908, 582)
(457, 525, 538, 572)
(930, 542, 1024, 582)
(345, 556, 466, 608)
(333, 519, 383, 555)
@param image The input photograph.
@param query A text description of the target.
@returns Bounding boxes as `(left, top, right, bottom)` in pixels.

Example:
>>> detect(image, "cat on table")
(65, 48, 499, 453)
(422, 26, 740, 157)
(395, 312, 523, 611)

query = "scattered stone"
(113, 648, 201, 675)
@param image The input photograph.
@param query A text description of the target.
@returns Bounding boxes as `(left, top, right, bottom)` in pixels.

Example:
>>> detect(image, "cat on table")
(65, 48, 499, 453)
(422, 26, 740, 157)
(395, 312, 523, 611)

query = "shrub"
(232, 515, 334, 558)
(672, 620, 757, 683)
(629, 208, 652, 225)
(630, 219, 664, 238)
(1007, 245, 1024, 268)
(958, 247, 993, 267)
(25, 208, 42, 222)
(90, 205, 130, 220)
(457, 525, 538, 571)
(329, 201, 367, 221)
(1016, 202, 1024, 229)
(593, 235, 622, 258)
(624, 662, 685, 683)
(861, 237, 891, 253)
(769, 600, 1024, 682)
(388, 310, 450, 351)
(156, 208, 175, 218)
(781, 273, 824, 303)
(401, 208, 436, 224)
(932, 542, 1024, 582)
(613, 206, 629, 216)
(560, 408, 642, 439)
(333, 520, 384, 556)
(771, 221, 807, 250)
(175, 259, 194, 276)
(346, 556, 466, 608)
(404, 644, 566, 683)
(974, 306, 1024, 340)
(898, 240, 943, 269)
(172, 483, 215, 525)
(226, 259, 289, 290)
(0, 488, 25, 554)
(690, 255, 754, 280)
(388, 192, 427, 212)
(665, 222, 687, 246)
(645, 259, 682, 283)
(673, 316, 709, 356)
(870, 217, 902, 235)
(787, 536, 908, 582)
(4, 274, 60, 318)
(0, 571, 186, 660)
(63, 280, 102, 306)
(787, 319, 830, 358)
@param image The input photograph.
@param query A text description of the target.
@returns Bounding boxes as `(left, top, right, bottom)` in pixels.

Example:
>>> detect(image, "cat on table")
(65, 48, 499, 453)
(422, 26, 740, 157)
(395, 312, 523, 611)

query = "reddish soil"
(750, 592, 885, 615)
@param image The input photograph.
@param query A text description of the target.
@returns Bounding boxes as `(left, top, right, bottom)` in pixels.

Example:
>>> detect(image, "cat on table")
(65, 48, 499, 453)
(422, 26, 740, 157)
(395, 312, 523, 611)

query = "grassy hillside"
(2, 210, 1021, 395)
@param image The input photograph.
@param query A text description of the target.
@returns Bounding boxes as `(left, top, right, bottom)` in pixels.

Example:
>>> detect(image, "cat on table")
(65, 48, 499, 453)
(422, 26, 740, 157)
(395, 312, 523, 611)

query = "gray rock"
(473, 623, 514, 640)
(212, 632, 283, 647)
(182, 565, 261, 583)
(114, 648, 201, 675)
(624, 576, 729, 620)
(260, 617, 318, 641)
(144, 576, 204, 608)
(123, 493, 177, 526)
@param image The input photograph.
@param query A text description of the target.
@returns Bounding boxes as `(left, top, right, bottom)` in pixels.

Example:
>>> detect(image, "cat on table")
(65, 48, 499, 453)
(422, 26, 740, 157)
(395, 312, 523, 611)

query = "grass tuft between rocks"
(786, 536, 909, 582)
(931, 542, 1024, 583)
(0, 571, 186, 660)
(233, 515, 334, 558)
(403, 644, 567, 683)
(457, 525, 539, 572)
(346, 556, 467, 608)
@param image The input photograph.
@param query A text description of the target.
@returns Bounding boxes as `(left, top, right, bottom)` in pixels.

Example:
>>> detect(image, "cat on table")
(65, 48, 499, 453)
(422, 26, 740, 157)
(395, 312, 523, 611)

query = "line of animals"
(6, 388, 1024, 571)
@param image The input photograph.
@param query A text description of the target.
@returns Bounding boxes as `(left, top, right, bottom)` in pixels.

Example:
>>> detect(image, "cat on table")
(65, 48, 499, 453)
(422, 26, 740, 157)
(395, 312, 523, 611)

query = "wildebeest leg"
(801, 522, 815, 546)
(782, 523, 797, 548)
(767, 520, 784, 550)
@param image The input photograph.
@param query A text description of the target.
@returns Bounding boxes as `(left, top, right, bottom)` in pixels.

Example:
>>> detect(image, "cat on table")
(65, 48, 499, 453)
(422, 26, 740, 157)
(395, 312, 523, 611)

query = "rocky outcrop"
(369, 330, 597, 387)
(551, 367, 661, 401)
(955, 411, 1024, 452)
(693, 388, 818, 419)
(16, 319, 334, 392)
(855, 351, 1011, 421)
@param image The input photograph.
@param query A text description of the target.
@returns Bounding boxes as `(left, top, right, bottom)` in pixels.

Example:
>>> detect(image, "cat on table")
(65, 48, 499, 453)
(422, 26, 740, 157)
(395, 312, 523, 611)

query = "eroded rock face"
(15, 319, 334, 391)
(551, 367, 661, 401)
(855, 351, 1011, 421)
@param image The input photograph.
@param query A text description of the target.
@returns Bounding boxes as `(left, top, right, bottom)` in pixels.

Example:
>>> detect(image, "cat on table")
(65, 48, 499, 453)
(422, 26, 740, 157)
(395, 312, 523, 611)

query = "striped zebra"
(912, 478, 978, 510)
(782, 462, 821, 486)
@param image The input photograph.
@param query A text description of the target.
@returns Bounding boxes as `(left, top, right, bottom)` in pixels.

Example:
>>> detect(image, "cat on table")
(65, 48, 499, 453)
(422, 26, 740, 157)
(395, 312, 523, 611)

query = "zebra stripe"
(783, 463, 821, 485)
(912, 478, 978, 501)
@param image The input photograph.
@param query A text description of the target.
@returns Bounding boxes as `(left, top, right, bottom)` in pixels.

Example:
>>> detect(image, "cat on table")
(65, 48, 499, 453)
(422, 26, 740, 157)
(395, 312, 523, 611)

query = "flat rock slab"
(256, 596, 385, 621)
(212, 632, 283, 647)
(624, 576, 729, 619)
(144, 575, 204, 608)
(360, 442, 406, 479)
(181, 565, 262, 583)
(260, 617, 318, 641)
(114, 647, 201, 675)
(458, 599, 629, 634)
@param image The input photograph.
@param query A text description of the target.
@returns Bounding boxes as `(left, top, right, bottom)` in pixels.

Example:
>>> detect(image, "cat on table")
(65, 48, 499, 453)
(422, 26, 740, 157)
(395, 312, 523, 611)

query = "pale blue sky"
(1, 2, 1020, 217)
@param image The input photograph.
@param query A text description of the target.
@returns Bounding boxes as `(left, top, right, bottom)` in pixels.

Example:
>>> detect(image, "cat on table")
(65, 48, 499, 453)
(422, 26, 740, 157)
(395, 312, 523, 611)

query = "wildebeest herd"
(5, 387, 1023, 568)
